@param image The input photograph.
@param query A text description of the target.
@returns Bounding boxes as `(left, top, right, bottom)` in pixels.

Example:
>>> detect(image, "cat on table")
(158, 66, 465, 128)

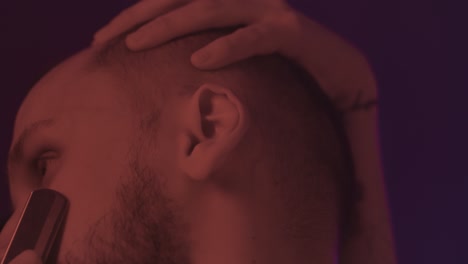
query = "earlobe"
(177, 83, 249, 182)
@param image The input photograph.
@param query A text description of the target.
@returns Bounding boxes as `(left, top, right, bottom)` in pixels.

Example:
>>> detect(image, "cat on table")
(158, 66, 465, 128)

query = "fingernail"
(192, 51, 211, 67)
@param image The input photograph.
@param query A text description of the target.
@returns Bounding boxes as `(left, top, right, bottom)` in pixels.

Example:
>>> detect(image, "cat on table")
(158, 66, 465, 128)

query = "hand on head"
(93, 0, 296, 69)
(93, 0, 376, 112)
(0, 0, 396, 261)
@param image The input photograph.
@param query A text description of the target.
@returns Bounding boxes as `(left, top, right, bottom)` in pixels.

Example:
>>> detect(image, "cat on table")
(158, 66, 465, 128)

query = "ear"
(177, 83, 249, 181)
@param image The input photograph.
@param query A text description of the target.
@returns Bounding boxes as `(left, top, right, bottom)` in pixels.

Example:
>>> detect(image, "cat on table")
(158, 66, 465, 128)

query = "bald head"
(1, 25, 359, 263)
(91, 27, 359, 242)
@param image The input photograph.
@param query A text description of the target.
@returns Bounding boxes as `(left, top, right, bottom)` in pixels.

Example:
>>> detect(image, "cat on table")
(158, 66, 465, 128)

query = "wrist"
(283, 13, 378, 112)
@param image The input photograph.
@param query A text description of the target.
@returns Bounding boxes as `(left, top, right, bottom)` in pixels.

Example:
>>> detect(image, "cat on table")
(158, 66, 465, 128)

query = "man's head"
(0, 27, 357, 263)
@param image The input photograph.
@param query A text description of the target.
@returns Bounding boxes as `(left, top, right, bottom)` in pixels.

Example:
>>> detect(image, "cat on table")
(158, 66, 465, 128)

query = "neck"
(186, 183, 337, 264)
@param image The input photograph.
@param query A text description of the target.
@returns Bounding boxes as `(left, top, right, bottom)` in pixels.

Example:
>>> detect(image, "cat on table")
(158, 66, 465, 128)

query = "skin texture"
(93, 1, 397, 263)
(0, 2, 396, 262)
(0, 48, 194, 263)
(0, 45, 338, 264)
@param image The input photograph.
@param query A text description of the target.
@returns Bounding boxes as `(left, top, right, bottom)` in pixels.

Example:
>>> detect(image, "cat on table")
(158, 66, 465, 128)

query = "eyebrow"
(7, 119, 55, 175)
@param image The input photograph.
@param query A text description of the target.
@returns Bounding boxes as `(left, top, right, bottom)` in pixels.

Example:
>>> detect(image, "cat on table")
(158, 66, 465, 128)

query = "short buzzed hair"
(91, 26, 360, 247)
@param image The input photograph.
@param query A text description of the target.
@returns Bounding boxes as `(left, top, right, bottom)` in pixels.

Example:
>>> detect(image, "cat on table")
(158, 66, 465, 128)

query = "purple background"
(0, 0, 466, 263)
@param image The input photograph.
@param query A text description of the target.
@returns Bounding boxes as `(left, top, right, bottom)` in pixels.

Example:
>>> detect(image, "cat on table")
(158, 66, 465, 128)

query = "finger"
(9, 250, 42, 264)
(191, 23, 279, 69)
(93, 0, 187, 45)
(125, 0, 253, 50)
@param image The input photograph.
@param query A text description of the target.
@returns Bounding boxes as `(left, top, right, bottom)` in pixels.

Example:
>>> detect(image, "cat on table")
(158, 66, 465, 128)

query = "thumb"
(9, 250, 42, 264)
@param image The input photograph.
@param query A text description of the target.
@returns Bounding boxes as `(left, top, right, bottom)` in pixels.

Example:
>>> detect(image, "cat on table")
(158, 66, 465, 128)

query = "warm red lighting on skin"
(0, 1, 399, 264)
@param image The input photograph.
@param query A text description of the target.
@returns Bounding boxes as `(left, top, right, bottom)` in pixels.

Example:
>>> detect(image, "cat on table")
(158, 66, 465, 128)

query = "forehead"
(13, 49, 131, 141)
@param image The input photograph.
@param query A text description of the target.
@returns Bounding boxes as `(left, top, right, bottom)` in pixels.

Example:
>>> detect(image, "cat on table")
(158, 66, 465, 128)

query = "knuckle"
(279, 10, 301, 27)
(275, 10, 303, 38)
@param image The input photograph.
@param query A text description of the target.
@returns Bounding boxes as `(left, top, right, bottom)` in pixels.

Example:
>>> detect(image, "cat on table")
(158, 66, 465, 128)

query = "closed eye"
(32, 151, 59, 183)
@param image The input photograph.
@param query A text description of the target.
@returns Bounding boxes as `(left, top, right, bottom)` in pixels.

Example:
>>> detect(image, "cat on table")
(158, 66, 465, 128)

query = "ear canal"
(186, 133, 199, 156)
(198, 88, 221, 139)
(201, 117, 216, 138)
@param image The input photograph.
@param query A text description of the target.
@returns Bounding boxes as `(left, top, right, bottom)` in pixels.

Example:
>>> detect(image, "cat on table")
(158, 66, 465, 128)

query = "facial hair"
(62, 158, 191, 264)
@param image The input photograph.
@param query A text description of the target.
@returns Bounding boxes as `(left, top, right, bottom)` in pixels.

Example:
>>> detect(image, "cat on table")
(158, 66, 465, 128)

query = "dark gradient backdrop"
(0, 0, 466, 263)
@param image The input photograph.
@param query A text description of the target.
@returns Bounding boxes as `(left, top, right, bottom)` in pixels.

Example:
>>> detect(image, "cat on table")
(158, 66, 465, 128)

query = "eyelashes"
(29, 149, 59, 183)
(35, 154, 52, 177)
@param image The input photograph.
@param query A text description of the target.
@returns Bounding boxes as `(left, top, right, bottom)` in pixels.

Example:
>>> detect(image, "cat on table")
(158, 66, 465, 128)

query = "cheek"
(47, 135, 133, 252)
(152, 122, 189, 201)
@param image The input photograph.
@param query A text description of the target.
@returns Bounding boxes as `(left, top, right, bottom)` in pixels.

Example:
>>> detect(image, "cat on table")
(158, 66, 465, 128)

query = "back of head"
(90, 27, 359, 248)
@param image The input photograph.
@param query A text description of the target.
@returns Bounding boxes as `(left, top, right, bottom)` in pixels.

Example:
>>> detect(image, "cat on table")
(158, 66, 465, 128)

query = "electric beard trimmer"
(1, 189, 68, 264)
